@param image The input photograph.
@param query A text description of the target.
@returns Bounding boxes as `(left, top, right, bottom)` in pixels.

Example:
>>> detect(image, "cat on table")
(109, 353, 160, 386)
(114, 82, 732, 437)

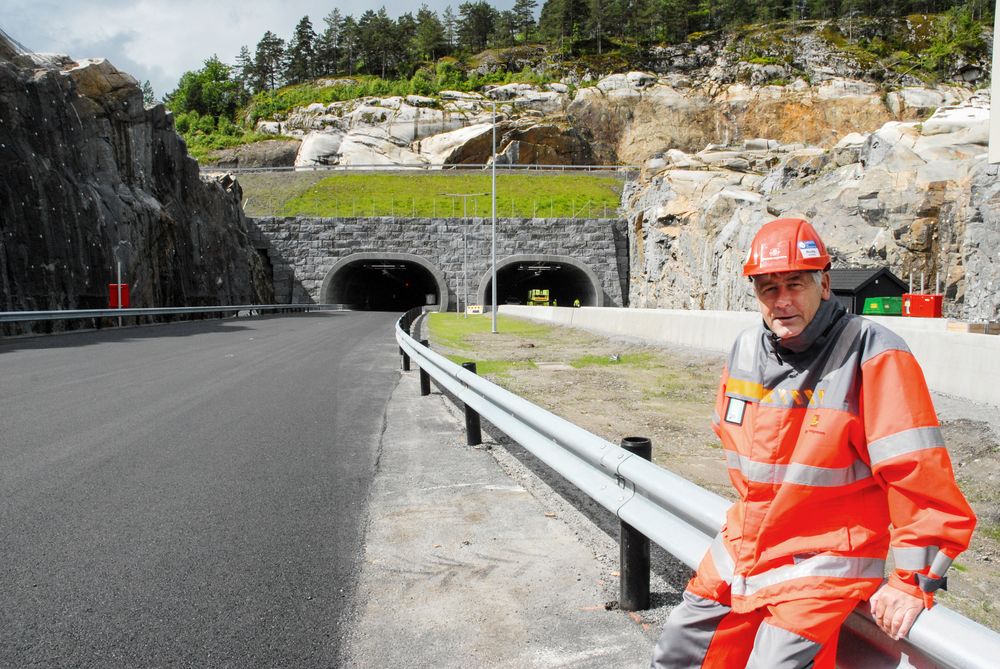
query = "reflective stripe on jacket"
(705, 306, 976, 613)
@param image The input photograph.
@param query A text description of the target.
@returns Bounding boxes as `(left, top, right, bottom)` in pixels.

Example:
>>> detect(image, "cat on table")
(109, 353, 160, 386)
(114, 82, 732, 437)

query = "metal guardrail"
(202, 163, 640, 175)
(0, 304, 347, 324)
(395, 308, 1000, 669)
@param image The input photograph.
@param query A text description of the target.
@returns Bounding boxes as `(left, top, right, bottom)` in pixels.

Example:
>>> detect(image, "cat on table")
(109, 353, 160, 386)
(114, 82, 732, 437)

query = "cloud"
(2, 0, 522, 98)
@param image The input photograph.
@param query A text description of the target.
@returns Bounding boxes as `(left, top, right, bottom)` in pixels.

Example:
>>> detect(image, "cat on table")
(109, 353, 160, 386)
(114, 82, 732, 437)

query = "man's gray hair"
(750, 271, 826, 286)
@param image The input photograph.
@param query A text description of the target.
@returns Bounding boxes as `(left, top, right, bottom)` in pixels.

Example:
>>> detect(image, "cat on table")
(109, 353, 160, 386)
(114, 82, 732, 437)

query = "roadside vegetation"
(153, 2, 994, 163)
(427, 312, 552, 378)
(238, 172, 623, 219)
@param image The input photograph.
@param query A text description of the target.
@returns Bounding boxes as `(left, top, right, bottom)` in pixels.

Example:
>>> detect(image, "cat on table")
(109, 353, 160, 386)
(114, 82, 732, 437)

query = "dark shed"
(828, 268, 908, 315)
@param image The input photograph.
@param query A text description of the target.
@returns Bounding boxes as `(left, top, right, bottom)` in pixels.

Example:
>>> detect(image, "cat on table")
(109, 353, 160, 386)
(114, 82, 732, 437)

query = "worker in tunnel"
(649, 218, 976, 669)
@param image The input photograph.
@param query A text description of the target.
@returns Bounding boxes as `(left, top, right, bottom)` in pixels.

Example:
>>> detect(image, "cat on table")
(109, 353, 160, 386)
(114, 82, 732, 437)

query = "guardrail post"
(419, 340, 431, 396)
(620, 436, 652, 611)
(400, 346, 411, 371)
(461, 362, 482, 446)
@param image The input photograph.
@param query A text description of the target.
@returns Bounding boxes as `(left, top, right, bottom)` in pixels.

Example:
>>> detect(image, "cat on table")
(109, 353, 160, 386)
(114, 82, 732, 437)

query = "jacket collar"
(765, 298, 845, 355)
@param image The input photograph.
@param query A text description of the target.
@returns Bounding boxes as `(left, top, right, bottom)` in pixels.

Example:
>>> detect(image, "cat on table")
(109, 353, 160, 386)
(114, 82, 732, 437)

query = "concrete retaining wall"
(500, 306, 999, 407)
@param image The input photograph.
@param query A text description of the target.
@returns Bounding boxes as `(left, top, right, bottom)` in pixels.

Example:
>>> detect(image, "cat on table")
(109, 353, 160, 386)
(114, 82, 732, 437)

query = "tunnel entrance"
(322, 253, 447, 311)
(479, 255, 602, 308)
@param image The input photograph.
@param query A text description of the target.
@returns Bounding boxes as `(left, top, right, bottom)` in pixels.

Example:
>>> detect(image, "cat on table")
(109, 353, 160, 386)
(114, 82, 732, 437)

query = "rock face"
(243, 85, 586, 169)
(206, 139, 302, 169)
(621, 96, 1000, 321)
(568, 76, 974, 165)
(230, 22, 989, 171)
(0, 40, 272, 331)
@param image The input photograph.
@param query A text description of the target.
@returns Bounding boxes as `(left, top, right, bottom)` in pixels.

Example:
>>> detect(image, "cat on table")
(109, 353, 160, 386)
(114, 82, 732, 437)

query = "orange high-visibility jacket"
(699, 303, 976, 613)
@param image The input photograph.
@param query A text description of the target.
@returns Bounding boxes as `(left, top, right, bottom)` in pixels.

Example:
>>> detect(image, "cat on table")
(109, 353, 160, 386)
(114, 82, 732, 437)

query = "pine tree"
(252, 31, 285, 92)
(539, 0, 590, 49)
(284, 16, 317, 85)
(512, 0, 538, 41)
(233, 45, 253, 88)
(141, 80, 156, 105)
(357, 8, 397, 77)
(458, 1, 498, 52)
(315, 9, 343, 75)
(413, 5, 446, 61)
(493, 10, 519, 46)
(341, 16, 360, 75)
(397, 11, 420, 69)
(442, 6, 458, 49)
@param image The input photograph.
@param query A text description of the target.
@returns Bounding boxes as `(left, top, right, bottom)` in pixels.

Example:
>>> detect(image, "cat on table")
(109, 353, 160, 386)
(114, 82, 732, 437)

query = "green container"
(863, 296, 902, 316)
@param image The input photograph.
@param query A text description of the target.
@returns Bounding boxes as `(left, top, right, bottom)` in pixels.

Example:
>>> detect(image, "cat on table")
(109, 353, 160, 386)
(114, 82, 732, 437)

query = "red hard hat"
(743, 218, 831, 277)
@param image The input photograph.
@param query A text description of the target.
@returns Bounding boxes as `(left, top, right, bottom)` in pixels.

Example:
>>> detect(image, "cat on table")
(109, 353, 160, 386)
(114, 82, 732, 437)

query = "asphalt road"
(0, 311, 400, 668)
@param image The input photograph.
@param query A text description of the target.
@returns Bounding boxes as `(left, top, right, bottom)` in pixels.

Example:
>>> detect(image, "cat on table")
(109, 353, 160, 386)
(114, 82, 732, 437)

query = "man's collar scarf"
(765, 298, 846, 355)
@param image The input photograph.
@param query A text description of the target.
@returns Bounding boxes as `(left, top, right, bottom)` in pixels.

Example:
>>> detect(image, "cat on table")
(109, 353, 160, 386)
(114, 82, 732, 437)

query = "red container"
(108, 283, 130, 308)
(903, 293, 942, 318)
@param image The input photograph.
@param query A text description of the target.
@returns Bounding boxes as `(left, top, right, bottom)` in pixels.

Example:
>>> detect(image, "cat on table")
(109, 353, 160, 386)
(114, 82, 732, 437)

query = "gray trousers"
(650, 591, 825, 669)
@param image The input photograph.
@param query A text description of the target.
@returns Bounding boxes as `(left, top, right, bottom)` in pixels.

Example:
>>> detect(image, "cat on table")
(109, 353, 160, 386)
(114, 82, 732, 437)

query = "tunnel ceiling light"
(366, 263, 403, 269)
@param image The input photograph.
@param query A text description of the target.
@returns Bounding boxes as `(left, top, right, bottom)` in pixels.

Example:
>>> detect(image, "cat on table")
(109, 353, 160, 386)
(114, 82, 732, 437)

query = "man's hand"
(869, 583, 924, 640)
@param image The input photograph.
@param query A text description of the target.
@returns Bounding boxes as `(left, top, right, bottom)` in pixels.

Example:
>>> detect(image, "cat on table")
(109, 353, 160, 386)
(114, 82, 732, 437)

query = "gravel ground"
(425, 315, 1000, 633)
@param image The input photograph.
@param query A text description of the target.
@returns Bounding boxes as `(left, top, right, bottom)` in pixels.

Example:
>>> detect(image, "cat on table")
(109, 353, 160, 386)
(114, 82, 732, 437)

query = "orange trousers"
(650, 589, 859, 669)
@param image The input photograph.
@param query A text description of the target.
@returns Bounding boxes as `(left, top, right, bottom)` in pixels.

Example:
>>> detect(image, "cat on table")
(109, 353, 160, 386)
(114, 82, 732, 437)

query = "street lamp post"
(491, 99, 498, 333)
(442, 192, 488, 317)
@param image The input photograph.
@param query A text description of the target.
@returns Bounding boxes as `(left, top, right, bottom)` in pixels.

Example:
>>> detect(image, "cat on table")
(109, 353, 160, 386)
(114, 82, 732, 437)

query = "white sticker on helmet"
(798, 240, 820, 258)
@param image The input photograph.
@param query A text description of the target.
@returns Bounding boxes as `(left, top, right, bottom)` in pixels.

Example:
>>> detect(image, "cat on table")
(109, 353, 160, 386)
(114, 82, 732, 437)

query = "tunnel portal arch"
(476, 254, 604, 308)
(321, 252, 449, 312)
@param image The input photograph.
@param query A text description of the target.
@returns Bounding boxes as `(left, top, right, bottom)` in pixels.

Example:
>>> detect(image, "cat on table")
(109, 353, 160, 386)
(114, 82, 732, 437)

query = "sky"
(2, 0, 520, 100)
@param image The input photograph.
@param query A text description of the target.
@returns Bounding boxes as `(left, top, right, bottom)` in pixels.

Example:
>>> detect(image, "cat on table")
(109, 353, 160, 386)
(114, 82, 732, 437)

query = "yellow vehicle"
(527, 289, 550, 306)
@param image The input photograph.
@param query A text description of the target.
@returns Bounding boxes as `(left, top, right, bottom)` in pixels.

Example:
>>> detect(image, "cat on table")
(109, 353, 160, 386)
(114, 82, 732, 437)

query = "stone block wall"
(248, 216, 628, 308)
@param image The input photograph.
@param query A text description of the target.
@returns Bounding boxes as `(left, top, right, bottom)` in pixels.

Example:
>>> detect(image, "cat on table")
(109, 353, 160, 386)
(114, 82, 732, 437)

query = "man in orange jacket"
(650, 218, 976, 668)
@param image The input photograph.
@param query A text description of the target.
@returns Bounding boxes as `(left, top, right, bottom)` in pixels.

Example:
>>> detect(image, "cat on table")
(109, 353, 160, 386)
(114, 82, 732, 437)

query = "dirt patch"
(429, 315, 1000, 631)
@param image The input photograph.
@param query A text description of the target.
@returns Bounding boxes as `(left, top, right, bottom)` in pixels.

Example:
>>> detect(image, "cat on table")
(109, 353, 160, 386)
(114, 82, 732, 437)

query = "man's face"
(752, 271, 831, 339)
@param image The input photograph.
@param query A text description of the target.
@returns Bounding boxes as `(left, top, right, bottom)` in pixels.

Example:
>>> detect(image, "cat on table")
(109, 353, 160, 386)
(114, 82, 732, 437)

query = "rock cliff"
(0, 35, 272, 331)
(222, 20, 989, 170)
(621, 96, 1000, 321)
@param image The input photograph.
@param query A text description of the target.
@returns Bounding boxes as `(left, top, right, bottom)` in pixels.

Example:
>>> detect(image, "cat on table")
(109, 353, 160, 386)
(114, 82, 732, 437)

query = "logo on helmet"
(798, 240, 821, 259)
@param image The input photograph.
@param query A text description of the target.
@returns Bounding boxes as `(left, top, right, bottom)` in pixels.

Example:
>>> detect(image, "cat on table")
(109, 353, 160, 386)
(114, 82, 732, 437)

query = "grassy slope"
(238, 172, 624, 219)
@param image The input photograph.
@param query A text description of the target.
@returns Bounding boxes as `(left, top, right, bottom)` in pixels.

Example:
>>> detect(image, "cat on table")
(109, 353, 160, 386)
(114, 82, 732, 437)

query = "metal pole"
(492, 99, 498, 334)
(461, 362, 482, 445)
(419, 340, 431, 396)
(620, 436, 652, 611)
(464, 197, 468, 319)
(116, 257, 122, 327)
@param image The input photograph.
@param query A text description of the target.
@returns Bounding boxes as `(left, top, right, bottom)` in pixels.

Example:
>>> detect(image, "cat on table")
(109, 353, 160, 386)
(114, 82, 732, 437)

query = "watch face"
(725, 397, 746, 425)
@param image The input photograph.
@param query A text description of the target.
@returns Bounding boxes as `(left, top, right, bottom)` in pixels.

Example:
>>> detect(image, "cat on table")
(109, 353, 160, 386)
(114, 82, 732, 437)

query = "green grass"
(427, 312, 555, 350)
(429, 312, 552, 379)
(183, 130, 285, 163)
(241, 68, 562, 126)
(570, 352, 656, 368)
(242, 172, 622, 219)
(444, 355, 537, 378)
(981, 523, 1000, 544)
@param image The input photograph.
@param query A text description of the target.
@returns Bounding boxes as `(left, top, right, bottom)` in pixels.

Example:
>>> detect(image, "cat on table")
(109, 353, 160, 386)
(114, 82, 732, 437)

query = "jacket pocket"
(759, 527, 852, 563)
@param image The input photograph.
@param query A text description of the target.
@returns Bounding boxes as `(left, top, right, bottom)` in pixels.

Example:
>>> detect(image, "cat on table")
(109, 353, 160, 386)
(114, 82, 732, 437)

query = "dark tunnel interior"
(329, 260, 440, 311)
(484, 261, 597, 307)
